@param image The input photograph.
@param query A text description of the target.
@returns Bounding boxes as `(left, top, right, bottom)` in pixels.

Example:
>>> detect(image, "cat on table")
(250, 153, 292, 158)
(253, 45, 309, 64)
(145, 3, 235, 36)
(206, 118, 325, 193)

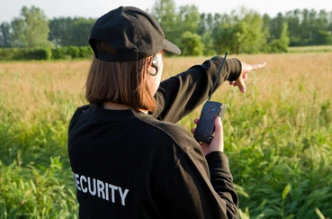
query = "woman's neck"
(103, 102, 130, 110)
(103, 102, 148, 114)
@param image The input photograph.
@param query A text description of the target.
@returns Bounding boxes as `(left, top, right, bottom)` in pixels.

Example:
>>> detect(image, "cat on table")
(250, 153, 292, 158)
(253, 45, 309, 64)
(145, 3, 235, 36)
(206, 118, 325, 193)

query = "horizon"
(2, 0, 332, 23)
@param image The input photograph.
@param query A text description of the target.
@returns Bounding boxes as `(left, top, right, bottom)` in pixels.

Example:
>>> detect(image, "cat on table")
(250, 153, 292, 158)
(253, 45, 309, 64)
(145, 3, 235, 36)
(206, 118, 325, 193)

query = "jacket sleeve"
(205, 152, 239, 218)
(152, 57, 242, 123)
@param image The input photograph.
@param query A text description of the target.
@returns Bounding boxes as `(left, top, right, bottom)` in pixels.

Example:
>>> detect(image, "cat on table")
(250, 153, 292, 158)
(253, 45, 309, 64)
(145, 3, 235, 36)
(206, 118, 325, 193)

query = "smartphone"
(194, 101, 226, 143)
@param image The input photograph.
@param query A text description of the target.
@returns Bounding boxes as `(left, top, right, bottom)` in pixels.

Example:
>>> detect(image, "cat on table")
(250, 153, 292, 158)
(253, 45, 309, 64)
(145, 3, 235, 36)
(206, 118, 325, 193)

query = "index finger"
(252, 62, 266, 70)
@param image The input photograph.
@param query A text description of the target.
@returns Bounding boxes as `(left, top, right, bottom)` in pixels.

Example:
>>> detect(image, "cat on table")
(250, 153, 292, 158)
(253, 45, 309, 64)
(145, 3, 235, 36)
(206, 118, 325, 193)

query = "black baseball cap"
(89, 6, 181, 62)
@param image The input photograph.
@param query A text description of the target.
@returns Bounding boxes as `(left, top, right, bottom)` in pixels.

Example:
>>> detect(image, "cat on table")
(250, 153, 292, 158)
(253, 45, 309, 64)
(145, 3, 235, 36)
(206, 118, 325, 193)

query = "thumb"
(213, 117, 223, 142)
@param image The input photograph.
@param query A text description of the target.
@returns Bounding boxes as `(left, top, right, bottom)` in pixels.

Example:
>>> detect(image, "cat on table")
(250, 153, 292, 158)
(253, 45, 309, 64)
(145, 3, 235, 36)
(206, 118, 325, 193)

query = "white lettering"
(72, 172, 129, 206)
(108, 184, 118, 203)
(74, 173, 81, 191)
(119, 187, 129, 206)
(88, 177, 96, 196)
(97, 180, 105, 199)
(80, 175, 88, 193)
(105, 183, 109, 201)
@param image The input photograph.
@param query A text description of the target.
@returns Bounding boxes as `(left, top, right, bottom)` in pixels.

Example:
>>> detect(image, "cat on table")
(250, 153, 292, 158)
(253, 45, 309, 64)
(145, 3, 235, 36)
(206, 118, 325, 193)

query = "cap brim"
(163, 39, 181, 55)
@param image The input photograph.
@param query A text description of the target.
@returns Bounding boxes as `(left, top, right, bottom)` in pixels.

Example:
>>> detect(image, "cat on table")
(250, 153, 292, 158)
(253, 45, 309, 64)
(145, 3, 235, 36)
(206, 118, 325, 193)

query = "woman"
(68, 6, 265, 219)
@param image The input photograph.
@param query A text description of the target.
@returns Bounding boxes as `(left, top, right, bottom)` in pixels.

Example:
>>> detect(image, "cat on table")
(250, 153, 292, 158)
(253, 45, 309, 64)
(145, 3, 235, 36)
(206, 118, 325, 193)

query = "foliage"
(264, 13, 290, 53)
(151, 1, 295, 55)
(178, 5, 200, 34)
(0, 115, 78, 218)
(285, 9, 332, 46)
(265, 22, 289, 53)
(10, 6, 53, 48)
(1, 3, 332, 55)
(241, 12, 266, 53)
(0, 23, 11, 48)
(49, 17, 96, 47)
(0, 48, 52, 60)
(152, 0, 179, 45)
(179, 31, 204, 56)
(0, 159, 77, 218)
(0, 46, 93, 61)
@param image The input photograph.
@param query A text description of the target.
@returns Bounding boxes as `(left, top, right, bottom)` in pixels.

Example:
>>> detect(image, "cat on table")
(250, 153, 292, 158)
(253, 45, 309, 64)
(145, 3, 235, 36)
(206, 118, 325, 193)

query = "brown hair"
(85, 52, 156, 112)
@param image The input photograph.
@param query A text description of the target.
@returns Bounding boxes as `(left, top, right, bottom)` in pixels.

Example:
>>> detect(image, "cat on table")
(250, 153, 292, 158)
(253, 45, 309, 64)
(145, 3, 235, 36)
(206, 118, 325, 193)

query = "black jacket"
(68, 56, 242, 219)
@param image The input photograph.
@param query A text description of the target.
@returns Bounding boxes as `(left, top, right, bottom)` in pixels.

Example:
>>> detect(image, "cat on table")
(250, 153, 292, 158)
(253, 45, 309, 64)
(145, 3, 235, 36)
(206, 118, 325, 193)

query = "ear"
(146, 56, 157, 76)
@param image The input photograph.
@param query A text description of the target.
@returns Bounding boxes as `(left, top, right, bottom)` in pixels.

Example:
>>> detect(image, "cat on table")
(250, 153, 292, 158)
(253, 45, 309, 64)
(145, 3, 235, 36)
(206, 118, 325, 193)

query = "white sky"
(1, 0, 332, 23)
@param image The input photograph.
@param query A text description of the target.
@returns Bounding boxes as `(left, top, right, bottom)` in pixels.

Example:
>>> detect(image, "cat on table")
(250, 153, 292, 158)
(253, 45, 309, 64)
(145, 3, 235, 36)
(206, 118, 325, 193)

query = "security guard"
(68, 6, 265, 219)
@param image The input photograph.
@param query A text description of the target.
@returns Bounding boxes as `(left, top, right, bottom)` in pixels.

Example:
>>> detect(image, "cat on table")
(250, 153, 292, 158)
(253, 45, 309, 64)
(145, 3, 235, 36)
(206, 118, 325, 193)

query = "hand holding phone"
(192, 115, 224, 155)
(194, 101, 226, 143)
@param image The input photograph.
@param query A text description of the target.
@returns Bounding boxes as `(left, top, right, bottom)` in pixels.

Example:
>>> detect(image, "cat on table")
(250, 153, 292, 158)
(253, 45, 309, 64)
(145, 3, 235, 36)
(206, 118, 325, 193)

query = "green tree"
(328, 11, 332, 34)
(151, 0, 179, 45)
(71, 18, 95, 46)
(284, 9, 332, 46)
(0, 22, 11, 48)
(49, 17, 95, 47)
(267, 12, 289, 52)
(269, 13, 284, 40)
(211, 12, 236, 54)
(240, 12, 266, 53)
(285, 9, 301, 46)
(213, 24, 238, 54)
(262, 14, 272, 51)
(213, 8, 265, 54)
(178, 5, 200, 34)
(10, 18, 25, 47)
(198, 13, 214, 35)
(201, 31, 216, 55)
(198, 13, 220, 55)
(313, 10, 332, 45)
(49, 17, 71, 47)
(11, 6, 53, 48)
(314, 30, 332, 45)
(267, 22, 289, 52)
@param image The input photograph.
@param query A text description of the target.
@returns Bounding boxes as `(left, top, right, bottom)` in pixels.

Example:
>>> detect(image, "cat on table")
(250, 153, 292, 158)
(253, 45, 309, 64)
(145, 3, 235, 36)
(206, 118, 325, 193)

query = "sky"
(1, 0, 332, 23)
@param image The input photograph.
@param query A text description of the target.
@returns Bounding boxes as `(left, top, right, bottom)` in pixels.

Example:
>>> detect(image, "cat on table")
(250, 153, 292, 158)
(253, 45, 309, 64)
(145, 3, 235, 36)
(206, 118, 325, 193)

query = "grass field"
(0, 52, 331, 218)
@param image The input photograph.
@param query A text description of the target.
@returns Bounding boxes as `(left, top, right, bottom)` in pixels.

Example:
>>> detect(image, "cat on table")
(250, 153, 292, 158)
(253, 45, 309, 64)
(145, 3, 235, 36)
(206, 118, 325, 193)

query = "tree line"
(1, 0, 332, 56)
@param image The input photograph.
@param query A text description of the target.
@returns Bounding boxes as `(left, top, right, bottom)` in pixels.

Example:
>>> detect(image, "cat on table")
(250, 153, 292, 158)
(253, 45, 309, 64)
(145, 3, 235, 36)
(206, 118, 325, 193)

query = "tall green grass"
(0, 53, 331, 218)
(225, 94, 331, 218)
(0, 107, 78, 218)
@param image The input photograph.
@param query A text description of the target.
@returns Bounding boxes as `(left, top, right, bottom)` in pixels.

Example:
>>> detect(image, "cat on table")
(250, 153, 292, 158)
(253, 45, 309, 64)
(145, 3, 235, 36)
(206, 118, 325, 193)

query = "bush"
(179, 31, 204, 56)
(79, 46, 93, 58)
(0, 48, 52, 60)
(28, 48, 52, 60)
(0, 46, 93, 61)
(266, 39, 289, 53)
(0, 48, 19, 60)
(51, 47, 70, 60)
(67, 46, 80, 58)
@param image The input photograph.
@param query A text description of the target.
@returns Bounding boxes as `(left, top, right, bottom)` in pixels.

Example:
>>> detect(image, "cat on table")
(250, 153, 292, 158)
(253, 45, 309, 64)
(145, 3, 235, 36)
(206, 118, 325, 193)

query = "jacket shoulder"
(69, 104, 90, 128)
